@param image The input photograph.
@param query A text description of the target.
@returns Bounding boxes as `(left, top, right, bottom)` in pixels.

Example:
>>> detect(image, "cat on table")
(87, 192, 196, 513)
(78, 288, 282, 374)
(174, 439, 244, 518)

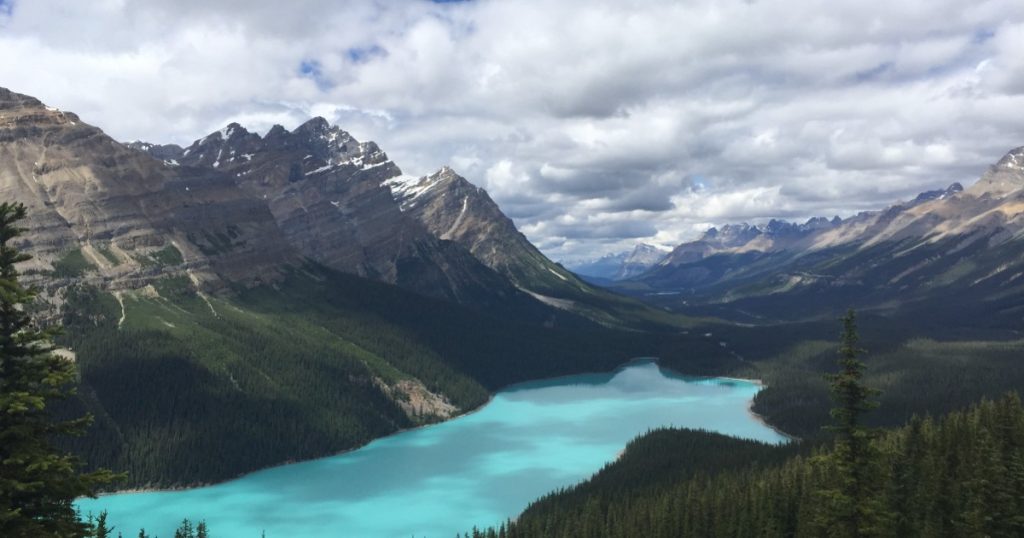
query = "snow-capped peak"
(384, 174, 443, 210)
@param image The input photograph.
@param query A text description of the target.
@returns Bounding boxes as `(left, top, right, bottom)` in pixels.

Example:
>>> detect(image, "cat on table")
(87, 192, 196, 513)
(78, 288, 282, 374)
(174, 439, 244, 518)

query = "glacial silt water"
(76, 360, 787, 537)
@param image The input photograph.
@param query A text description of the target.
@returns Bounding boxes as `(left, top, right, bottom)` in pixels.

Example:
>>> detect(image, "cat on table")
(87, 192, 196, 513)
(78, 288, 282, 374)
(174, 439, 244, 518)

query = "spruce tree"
(93, 510, 112, 538)
(0, 202, 116, 536)
(173, 518, 194, 538)
(816, 309, 888, 537)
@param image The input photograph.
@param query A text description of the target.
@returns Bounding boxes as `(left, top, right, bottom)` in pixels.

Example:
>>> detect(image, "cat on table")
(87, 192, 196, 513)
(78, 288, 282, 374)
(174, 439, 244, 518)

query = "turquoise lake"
(76, 360, 787, 537)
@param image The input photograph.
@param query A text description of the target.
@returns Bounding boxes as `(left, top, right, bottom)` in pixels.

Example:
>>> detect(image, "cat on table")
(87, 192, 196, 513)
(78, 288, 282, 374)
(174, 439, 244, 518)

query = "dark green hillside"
(57, 266, 735, 489)
(624, 230, 1024, 328)
(688, 314, 1024, 439)
(471, 393, 1024, 538)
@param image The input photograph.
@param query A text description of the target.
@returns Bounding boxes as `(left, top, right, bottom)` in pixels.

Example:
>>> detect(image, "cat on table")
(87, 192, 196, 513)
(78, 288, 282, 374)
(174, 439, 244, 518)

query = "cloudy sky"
(3, 0, 1024, 262)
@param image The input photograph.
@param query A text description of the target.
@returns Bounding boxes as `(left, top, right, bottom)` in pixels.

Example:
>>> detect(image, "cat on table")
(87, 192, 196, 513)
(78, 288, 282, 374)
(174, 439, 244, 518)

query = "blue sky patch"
(853, 61, 894, 83)
(347, 45, 387, 64)
(298, 59, 332, 90)
(973, 28, 996, 44)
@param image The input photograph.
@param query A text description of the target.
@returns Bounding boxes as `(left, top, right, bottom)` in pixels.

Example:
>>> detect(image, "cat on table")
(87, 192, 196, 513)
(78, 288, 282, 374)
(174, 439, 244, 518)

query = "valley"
(3, 83, 1024, 537)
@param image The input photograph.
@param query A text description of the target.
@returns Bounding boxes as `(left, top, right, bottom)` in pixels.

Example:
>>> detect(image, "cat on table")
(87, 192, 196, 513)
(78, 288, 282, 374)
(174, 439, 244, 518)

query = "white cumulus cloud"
(2, 0, 1024, 262)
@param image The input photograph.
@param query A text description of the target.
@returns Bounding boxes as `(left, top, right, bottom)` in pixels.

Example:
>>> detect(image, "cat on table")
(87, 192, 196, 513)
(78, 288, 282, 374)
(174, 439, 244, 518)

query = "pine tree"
(173, 518, 194, 538)
(0, 202, 118, 536)
(816, 309, 888, 537)
(94, 510, 112, 538)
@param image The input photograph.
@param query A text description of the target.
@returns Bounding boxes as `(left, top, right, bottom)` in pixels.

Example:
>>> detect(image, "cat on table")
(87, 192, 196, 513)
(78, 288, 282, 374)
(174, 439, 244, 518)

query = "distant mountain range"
(607, 150, 1024, 325)
(568, 243, 670, 282)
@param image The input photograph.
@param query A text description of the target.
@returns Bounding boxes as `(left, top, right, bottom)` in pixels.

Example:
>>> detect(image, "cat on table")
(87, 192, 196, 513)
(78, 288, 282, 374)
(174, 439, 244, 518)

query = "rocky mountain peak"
(0, 87, 43, 109)
(615, 244, 669, 279)
(220, 122, 249, 140)
(295, 116, 331, 134)
(570, 243, 669, 281)
(911, 182, 964, 205)
(0, 87, 84, 135)
(705, 223, 762, 246)
(624, 244, 668, 266)
(804, 216, 836, 230)
(386, 167, 483, 211)
(967, 146, 1024, 197)
(167, 117, 389, 178)
(996, 146, 1024, 171)
(265, 124, 289, 140)
(126, 141, 185, 164)
(0, 87, 299, 290)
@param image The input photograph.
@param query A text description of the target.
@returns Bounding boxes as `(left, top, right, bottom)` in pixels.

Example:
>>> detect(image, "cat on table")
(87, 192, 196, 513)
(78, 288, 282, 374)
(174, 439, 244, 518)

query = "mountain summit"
(966, 146, 1024, 197)
(130, 117, 525, 305)
(385, 166, 592, 299)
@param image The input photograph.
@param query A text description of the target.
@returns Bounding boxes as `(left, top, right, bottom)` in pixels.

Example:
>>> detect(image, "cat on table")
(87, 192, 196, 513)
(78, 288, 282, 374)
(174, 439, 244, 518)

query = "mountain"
(385, 166, 591, 297)
(658, 217, 843, 267)
(135, 119, 523, 306)
(567, 251, 630, 281)
(0, 87, 708, 488)
(0, 88, 296, 292)
(617, 149, 1024, 324)
(568, 243, 669, 281)
(125, 141, 185, 164)
(617, 243, 670, 279)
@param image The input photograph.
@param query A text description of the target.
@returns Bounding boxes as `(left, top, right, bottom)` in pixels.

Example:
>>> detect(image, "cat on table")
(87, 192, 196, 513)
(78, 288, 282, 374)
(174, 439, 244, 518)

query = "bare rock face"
(966, 146, 1024, 197)
(2, 85, 614, 308)
(386, 166, 588, 298)
(0, 87, 296, 295)
(125, 141, 185, 164)
(616, 244, 669, 280)
(158, 118, 518, 304)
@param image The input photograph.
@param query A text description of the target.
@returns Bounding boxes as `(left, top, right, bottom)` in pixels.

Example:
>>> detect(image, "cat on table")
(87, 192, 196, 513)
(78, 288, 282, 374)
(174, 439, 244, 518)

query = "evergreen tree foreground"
(0, 202, 117, 537)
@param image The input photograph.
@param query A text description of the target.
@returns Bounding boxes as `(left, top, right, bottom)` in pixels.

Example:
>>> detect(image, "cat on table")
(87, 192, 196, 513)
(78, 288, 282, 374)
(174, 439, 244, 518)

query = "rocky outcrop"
(0, 87, 296, 295)
(386, 166, 589, 298)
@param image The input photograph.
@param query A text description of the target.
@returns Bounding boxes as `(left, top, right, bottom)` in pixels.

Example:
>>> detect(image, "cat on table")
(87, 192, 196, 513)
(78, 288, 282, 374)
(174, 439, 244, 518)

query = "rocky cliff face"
(155, 119, 519, 304)
(385, 166, 590, 299)
(616, 244, 669, 279)
(659, 217, 844, 267)
(569, 244, 669, 281)
(0, 87, 296, 298)
(568, 252, 630, 281)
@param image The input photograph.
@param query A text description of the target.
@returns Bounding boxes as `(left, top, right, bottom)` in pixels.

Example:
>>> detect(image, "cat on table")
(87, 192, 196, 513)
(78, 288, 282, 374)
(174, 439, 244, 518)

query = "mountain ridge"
(568, 243, 669, 282)
(613, 150, 1024, 324)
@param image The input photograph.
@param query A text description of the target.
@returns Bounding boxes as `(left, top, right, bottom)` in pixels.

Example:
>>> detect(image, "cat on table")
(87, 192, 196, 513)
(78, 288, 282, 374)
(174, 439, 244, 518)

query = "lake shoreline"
(85, 356, 794, 498)
(88, 393, 497, 498)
